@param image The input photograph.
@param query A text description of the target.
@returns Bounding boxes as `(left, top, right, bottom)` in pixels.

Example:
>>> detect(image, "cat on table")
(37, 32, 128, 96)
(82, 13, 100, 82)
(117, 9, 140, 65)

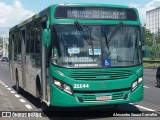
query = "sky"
(0, 0, 160, 36)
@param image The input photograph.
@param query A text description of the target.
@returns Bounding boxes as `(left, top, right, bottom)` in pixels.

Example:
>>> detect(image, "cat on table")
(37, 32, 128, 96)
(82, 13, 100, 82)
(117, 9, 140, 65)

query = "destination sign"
(55, 6, 137, 20)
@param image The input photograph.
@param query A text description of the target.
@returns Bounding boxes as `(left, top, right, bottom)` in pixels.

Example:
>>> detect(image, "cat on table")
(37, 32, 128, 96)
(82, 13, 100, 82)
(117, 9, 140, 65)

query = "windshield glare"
(51, 25, 142, 68)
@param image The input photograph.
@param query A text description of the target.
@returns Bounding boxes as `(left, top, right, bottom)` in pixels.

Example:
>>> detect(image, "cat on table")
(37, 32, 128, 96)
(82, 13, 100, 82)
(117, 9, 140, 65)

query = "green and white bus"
(9, 3, 143, 109)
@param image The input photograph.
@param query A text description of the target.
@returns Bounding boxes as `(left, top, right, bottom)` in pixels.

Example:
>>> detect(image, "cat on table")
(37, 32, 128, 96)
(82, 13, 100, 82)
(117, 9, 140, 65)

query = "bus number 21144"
(74, 84, 89, 88)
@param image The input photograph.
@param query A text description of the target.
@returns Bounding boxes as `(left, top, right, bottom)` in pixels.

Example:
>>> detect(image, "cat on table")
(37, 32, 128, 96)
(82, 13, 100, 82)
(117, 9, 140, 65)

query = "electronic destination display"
(55, 6, 137, 20)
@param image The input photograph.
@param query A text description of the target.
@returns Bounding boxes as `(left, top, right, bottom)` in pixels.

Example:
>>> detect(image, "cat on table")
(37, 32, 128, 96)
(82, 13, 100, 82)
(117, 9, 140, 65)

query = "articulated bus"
(9, 3, 143, 110)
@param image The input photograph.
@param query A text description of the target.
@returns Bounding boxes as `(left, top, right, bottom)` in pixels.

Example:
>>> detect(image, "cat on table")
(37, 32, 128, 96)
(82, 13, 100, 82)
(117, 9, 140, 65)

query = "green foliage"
(144, 28, 153, 46)
(150, 45, 160, 58)
(143, 27, 160, 59)
(143, 57, 152, 60)
(143, 62, 159, 68)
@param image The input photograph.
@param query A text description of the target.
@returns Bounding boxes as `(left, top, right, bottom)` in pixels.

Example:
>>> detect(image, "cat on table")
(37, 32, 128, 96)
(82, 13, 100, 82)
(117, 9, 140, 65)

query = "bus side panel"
(17, 54, 23, 88)
(25, 54, 37, 97)
(10, 34, 15, 82)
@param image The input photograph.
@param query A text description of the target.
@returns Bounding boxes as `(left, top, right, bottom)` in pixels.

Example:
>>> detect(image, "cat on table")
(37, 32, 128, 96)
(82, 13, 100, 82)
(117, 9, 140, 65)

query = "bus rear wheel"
(36, 80, 42, 99)
(16, 72, 21, 94)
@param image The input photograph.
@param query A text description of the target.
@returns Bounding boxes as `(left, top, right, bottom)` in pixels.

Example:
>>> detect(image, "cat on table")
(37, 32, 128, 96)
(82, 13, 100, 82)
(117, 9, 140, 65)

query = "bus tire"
(41, 102, 49, 112)
(36, 77, 41, 99)
(15, 71, 21, 94)
(157, 78, 160, 88)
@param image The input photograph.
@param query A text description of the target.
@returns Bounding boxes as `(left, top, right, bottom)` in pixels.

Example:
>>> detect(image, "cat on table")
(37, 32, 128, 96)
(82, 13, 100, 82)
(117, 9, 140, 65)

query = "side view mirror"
(43, 29, 50, 47)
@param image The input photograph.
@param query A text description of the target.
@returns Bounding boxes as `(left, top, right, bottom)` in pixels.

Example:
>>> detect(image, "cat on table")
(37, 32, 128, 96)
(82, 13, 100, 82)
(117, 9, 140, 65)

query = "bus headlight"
(53, 80, 73, 95)
(138, 77, 143, 83)
(132, 81, 138, 91)
(131, 76, 143, 91)
(54, 80, 61, 87)
(63, 84, 72, 95)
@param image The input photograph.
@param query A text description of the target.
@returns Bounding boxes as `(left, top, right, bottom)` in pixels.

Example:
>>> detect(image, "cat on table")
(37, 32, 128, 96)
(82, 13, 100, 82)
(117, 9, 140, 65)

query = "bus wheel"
(16, 72, 21, 94)
(41, 102, 49, 112)
(36, 80, 41, 99)
(157, 78, 160, 88)
(36, 86, 41, 99)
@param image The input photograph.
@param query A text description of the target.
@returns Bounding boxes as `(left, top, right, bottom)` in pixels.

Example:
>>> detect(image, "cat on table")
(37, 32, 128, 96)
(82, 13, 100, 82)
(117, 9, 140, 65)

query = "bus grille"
(83, 94, 95, 101)
(112, 92, 124, 100)
(69, 70, 133, 80)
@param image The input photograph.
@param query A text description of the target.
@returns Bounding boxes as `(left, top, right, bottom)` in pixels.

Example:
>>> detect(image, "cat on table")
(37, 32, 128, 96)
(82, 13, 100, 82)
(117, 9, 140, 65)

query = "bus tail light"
(53, 80, 73, 95)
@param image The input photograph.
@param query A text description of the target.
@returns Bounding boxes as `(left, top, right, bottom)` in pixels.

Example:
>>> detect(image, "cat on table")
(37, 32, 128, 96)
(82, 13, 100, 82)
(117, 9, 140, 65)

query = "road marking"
(25, 105, 32, 109)
(2, 83, 5, 86)
(5, 85, 8, 88)
(15, 94, 20, 98)
(130, 103, 155, 111)
(143, 86, 149, 88)
(19, 99, 26, 103)
(10, 91, 15, 93)
(7, 88, 11, 90)
(134, 104, 155, 111)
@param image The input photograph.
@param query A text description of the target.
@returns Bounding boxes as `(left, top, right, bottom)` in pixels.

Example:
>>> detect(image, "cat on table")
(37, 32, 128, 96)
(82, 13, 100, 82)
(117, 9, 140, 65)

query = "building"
(0, 35, 9, 58)
(0, 37, 3, 58)
(146, 7, 160, 34)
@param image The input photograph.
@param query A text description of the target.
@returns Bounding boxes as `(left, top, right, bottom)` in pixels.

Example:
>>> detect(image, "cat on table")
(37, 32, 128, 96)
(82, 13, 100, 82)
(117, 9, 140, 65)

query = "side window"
(17, 32, 21, 54)
(30, 22, 35, 54)
(29, 20, 41, 54)
(9, 33, 13, 60)
(14, 32, 18, 61)
(28, 19, 41, 66)
(26, 25, 31, 54)
(14, 33, 17, 54)
(35, 20, 41, 53)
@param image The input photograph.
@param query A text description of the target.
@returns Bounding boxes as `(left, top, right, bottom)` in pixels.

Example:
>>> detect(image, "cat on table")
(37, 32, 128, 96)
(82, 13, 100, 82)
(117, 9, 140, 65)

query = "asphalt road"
(0, 61, 160, 120)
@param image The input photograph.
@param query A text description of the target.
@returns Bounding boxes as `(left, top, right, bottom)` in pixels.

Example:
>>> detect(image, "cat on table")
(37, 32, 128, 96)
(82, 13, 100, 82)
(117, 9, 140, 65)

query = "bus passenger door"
(21, 29, 26, 90)
(41, 19, 50, 104)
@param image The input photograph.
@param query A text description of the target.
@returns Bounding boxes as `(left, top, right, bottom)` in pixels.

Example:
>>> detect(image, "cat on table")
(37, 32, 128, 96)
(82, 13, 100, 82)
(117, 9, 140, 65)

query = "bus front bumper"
(50, 83, 143, 107)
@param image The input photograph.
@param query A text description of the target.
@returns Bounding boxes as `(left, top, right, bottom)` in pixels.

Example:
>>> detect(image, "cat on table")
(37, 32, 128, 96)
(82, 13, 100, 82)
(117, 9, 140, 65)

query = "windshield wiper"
(103, 22, 123, 57)
(107, 22, 123, 43)
(74, 21, 93, 45)
(104, 30, 111, 56)
(74, 21, 94, 56)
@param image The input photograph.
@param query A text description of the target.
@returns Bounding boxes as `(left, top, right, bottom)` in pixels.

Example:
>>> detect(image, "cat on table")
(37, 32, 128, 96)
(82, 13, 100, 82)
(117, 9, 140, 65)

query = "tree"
(143, 27, 160, 59)
(144, 28, 153, 46)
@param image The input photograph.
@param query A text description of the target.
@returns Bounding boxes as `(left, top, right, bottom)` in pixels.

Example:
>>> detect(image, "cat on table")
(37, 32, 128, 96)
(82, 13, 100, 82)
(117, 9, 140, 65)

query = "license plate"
(96, 95, 112, 101)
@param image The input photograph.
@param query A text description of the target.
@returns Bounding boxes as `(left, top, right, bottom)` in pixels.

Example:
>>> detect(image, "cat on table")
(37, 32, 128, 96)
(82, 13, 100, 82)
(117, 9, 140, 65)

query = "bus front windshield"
(51, 24, 142, 68)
